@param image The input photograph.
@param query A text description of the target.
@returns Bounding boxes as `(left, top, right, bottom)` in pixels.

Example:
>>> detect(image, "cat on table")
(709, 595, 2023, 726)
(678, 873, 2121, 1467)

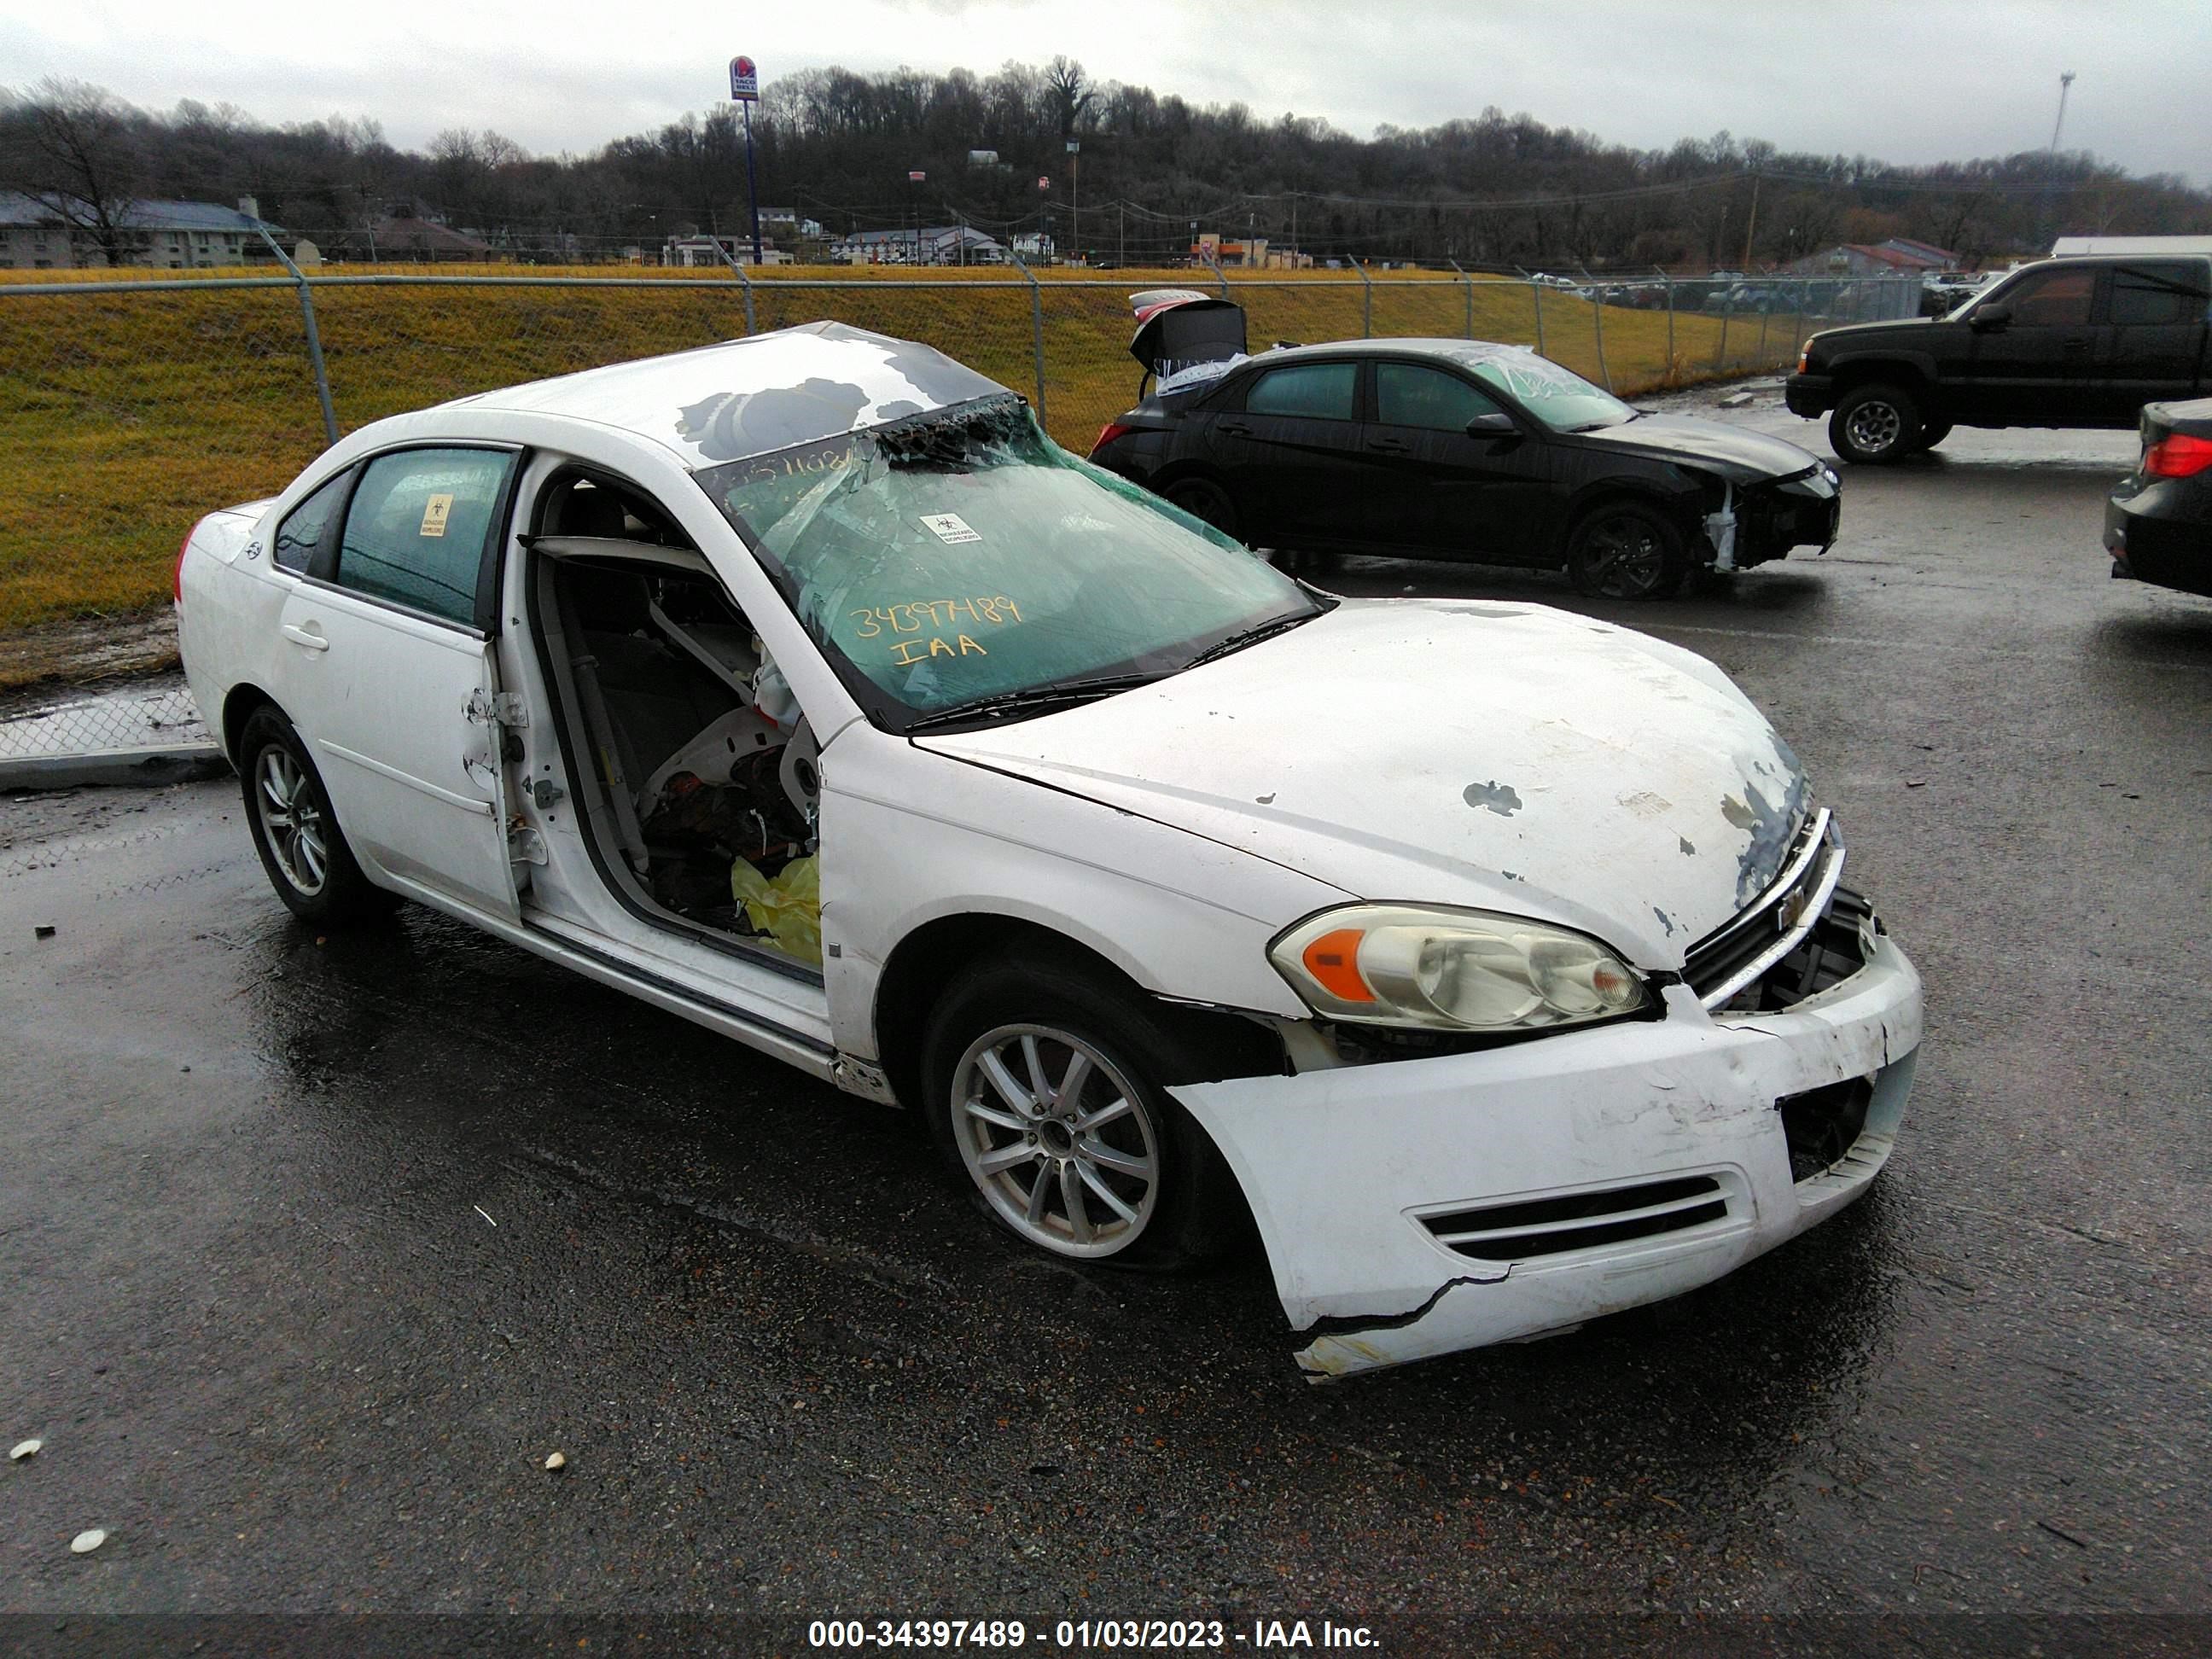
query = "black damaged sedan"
(1089, 298, 1841, 599)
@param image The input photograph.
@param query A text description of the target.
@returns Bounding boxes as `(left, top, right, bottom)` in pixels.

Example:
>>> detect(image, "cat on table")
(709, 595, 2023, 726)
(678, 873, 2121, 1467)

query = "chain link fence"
(0, 264, 1921, 762)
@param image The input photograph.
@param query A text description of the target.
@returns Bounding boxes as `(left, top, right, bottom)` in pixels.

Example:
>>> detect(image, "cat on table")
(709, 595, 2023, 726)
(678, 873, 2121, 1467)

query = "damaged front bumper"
(1169, 937, 1921, 1380)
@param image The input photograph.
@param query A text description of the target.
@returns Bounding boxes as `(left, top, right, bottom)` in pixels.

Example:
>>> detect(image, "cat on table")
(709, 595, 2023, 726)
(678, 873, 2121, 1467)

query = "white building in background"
(662, 233, 791, 267)
(0, 194, 279, 269)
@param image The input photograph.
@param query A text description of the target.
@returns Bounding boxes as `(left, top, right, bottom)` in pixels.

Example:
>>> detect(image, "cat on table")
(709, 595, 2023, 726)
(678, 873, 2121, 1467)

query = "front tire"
(238, 707, 391, 924)
(921, 952, 1234, 1270)
(1565, 502, 1687, 599)
(1830, 382, 1921, 464)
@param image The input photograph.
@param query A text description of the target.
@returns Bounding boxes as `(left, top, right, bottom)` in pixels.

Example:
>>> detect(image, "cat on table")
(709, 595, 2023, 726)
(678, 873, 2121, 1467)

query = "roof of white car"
(453, 321, 1013, 470)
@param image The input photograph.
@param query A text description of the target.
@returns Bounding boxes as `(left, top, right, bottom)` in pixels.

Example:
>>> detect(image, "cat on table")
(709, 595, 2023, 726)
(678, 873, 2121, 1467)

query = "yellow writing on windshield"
(849, 597, 1022, 637)
(889, 634, 991, 666)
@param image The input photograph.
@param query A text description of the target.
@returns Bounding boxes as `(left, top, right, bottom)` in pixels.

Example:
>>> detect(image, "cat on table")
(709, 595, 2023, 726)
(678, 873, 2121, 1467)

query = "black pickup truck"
(1785, 254, 2212, 463)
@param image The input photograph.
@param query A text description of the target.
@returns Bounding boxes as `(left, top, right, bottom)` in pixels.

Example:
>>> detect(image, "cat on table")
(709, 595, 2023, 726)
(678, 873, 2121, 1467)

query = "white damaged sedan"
(177, 323, 1922, 1378)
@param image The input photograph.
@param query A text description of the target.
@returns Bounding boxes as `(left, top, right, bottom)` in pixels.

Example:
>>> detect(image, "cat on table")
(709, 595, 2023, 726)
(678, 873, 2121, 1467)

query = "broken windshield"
(699, 397, 1319, 730)
(1461, 352, 1636, 433)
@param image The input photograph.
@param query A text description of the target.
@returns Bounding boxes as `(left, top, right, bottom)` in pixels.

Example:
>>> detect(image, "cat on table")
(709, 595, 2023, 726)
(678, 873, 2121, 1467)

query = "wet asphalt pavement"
(2, 389, 2209, 1636)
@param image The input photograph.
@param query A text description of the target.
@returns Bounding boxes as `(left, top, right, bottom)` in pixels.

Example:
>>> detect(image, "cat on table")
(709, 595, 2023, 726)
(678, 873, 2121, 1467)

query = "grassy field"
(0, 264, 1818, 633)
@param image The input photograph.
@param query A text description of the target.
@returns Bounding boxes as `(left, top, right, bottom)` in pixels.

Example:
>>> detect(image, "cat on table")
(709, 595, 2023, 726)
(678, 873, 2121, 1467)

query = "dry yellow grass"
(0, 263, 1814, 630)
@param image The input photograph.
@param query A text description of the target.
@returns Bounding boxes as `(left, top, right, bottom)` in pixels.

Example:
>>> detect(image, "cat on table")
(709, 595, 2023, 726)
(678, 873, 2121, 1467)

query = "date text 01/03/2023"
(804, 1616, 1381, 1650)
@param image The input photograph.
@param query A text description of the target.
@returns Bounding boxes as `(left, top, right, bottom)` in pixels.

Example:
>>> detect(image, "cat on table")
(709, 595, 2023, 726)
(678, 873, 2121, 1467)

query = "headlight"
(1269, 905, 1650, 1033)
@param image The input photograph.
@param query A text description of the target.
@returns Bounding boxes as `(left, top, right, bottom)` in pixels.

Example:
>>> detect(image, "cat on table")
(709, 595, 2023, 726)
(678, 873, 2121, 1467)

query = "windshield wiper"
(904, 672, 1161, 733)
(1180, 607, 1319, 670)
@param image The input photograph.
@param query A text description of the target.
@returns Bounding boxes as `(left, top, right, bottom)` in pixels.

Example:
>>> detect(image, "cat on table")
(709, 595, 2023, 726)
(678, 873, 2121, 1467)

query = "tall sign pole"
(730, 55, 763, 265)
(1065, 139, 1080, 265)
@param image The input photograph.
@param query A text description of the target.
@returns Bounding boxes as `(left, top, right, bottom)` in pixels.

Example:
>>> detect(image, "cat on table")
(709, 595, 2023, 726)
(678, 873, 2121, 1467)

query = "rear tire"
(1161, 476, 1240, 541)
(920, 950, 1238, 1272)
(1565, 502, 1688, 599)
(1829, 382, 1921, 464)
(238, 707, 392, 924)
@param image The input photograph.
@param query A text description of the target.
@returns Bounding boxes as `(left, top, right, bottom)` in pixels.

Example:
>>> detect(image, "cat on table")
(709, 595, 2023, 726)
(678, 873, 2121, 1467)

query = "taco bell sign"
(730, 55, 759, 102)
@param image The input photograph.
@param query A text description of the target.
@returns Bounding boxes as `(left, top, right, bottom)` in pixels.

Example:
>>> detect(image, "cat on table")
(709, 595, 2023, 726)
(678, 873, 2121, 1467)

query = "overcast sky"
(5, 0, 2209, 185)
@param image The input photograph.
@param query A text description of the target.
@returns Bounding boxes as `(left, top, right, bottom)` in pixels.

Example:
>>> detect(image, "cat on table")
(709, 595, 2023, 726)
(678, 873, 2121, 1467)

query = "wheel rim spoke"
(976, 1141, 1038, 1176)
(1055, 1051, 1092, 1110)
(1060, 1161, 1093, 1244)
(1019, 1033, 1052, 1103)
(1023, 1167, 1052, 1225)
(977, 1049, 1036, 1115)
(1076, 1161, 1141, 1225)
(1079, 1136, 1150, 1179)
(1077, 1095, 1132, 1132)
(963, 1096, 1029, 1135)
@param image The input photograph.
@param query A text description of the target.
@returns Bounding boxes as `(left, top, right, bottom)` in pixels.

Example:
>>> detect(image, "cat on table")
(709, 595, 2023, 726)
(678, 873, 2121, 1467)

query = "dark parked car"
(2105, 396, 2212, 597)
(1787, 254, 2212, 463)
(1090, 299, 1841, 599)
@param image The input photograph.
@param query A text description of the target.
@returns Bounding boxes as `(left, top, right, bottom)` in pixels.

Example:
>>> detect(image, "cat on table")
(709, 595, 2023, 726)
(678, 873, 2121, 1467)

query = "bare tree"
(1044, 56, 1095, 138)
(0, 78, 146, 265)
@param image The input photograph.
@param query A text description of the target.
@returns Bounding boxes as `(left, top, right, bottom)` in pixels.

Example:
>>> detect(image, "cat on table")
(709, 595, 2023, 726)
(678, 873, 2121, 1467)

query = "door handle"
(1367, 437, 1412, 454)
(281, 622, 330, 653)
(1218, 422, 1253, 437)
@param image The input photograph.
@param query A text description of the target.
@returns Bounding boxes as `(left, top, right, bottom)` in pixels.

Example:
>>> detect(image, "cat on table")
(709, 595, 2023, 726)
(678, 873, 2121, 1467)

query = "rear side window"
(335, 448, 515, 625)
(1244, 363, 1358, 421)
(272, 471, 349, 573)
(2108, 264, 2209, 326)
(2002, 266, 2094, 327)
(1376, 364, 1503, 431)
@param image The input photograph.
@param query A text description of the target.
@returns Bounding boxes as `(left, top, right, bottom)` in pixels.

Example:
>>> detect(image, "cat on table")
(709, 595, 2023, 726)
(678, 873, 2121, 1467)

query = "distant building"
(1782, 238, 1958, 277)
(663, 233, 790, 267)
(0, 193, 278, 269)
(831, 224, 1008, 265)
(2051, 235, 2212, 258)
(347, 215, 498, 263)
(1190, 232, 1271, 268)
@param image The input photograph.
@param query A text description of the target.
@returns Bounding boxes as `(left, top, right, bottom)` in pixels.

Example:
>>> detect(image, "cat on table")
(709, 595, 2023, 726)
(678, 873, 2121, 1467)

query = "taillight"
(2143, 432, 2212, 479)
(1093, 421, 1134, 453)
(172, 521, 198, 603)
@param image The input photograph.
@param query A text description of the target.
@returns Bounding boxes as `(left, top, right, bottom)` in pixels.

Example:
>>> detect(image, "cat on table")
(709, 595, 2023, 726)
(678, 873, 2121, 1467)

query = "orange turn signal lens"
(1300, 928, 1375, 1004)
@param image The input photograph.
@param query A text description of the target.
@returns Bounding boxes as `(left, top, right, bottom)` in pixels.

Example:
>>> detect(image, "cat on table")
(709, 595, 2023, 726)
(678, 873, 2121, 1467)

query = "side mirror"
(1465, 411, 1520, 438)
(1968, 302, 2011, 332)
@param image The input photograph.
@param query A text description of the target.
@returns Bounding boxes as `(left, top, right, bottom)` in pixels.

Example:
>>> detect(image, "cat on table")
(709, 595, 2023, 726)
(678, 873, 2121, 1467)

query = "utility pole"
(1066, 139, 1080, 265)
(2050, 70, 2077, 151)
(1740, 172, 1760, 273)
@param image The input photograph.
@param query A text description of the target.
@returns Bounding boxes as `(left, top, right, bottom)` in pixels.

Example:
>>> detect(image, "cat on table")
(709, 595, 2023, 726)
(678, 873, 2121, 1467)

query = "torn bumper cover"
(1170, 935, 1920, 1379)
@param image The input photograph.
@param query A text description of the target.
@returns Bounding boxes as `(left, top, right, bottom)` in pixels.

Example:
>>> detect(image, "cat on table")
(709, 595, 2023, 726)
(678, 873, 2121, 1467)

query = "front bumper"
(1170, 937, 1922, 1379)
(1784, 374, 1833, 418)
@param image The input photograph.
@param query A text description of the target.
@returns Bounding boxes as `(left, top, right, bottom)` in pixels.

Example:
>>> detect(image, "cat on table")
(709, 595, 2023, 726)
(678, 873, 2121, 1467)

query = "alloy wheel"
(254, 745, 329, 896)
(1844, 399, 1904, 457)
(1580, 514, 1668, 597)
(949, 1022, 1161, 1259)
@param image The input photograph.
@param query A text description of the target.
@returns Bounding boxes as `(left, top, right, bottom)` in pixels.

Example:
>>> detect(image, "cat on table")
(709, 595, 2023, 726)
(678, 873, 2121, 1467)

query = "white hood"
(919, 599, 1808, 969)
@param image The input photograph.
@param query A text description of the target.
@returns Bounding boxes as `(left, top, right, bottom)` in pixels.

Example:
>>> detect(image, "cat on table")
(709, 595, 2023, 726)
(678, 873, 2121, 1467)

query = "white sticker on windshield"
(920, 513, 981, 544)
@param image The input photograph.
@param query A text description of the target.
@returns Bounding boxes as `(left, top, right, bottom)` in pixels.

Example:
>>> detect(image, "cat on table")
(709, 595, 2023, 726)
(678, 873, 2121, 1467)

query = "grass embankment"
(0, 264, 1814, 632)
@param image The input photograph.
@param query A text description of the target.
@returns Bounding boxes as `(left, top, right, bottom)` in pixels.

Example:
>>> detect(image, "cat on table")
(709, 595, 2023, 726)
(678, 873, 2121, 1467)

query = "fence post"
(710, 241, 758, 335)
(1714, 287, 1735, 373)
(257, 226, 337, 448)
(1591, 284, 1612, 391)
(1202, 255, 1231, 300)
(1665, 278, 1676, 380)
(1010, 251, 1047, 427)
(1352, 258, 1373, 337)
(1448, 259, 1473, 339)
(1755, 292, 1773, 366)
(1531, 279, 1546, 358)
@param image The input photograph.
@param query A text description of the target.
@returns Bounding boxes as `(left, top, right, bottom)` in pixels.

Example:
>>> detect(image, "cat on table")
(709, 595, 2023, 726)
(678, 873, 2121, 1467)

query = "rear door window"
(2107, 263, 2209, 326)
(335, 448, 515, 626)
(1243, 363, 1359, 421)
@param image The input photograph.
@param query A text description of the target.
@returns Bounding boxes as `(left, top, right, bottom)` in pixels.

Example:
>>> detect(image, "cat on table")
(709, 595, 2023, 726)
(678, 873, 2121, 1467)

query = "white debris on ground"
(70, 1528, 107, 1554)
(544, 1451, 568, 1471)
(9, 1439, 39, 1460)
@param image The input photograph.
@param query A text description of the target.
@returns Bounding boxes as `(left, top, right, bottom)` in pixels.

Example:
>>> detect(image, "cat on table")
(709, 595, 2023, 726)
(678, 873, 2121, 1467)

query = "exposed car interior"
(527, 471, 824, 968)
